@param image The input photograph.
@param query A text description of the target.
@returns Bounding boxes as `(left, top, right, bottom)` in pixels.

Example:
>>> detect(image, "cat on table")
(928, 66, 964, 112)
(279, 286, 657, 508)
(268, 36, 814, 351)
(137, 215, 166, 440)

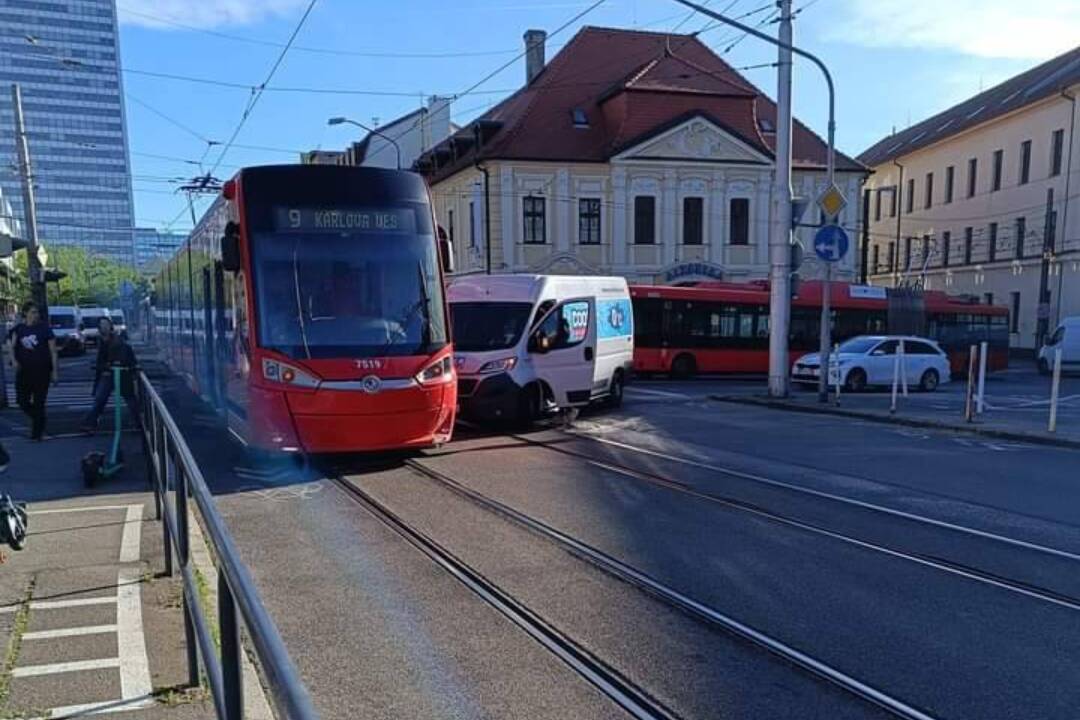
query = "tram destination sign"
(274, 207, 416, 233)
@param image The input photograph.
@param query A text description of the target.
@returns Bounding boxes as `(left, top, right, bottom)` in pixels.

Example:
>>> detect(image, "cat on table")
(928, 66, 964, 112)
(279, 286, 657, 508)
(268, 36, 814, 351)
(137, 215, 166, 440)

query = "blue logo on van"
(598, 299, 632, 339)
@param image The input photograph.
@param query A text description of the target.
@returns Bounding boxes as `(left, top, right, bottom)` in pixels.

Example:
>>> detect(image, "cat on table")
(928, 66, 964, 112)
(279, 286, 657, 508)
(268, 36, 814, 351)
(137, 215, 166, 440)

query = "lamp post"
(327, 117, 402, 171)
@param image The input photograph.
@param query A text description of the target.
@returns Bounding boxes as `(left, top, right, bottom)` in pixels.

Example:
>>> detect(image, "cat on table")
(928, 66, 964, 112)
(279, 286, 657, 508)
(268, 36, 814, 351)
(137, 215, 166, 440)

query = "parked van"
(449, 274, 634, 424)
(79, 306, 111, 345)
(48, 305, 85, 357)
(1038, 316, 1080, 373)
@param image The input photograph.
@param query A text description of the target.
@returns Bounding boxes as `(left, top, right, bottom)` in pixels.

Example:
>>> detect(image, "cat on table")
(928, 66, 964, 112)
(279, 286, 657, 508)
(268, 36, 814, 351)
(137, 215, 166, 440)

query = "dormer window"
(571, 108, 589, 128)
(758, 118, 776, 133)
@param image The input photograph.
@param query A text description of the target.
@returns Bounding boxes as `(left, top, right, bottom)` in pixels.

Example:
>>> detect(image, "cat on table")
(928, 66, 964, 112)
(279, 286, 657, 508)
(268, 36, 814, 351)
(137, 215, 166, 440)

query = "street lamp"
(327, 116, 402, 171)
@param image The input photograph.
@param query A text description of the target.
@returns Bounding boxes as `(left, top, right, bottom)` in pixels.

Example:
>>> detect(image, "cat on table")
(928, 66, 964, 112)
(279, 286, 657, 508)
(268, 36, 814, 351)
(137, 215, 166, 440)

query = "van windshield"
(50, 314, 76, 329)
(451, 302, 533, 352)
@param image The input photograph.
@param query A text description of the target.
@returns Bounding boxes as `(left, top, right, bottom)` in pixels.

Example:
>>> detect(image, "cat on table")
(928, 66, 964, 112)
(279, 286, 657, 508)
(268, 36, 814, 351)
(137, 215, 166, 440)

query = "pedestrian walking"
(81, 317, 137, 432)
(8, 301, 58, 441)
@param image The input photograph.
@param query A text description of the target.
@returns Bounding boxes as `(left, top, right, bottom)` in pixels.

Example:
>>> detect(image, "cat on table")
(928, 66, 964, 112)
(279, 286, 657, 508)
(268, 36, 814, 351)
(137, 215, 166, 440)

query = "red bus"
(630, 280, 1009, 378)
(153, 165, 457, 453)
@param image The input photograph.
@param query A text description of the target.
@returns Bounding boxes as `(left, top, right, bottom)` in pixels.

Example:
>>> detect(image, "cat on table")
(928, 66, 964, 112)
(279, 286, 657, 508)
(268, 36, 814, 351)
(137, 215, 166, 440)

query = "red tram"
(631, 280, 1009, 378)
(152, 165, 456, 453)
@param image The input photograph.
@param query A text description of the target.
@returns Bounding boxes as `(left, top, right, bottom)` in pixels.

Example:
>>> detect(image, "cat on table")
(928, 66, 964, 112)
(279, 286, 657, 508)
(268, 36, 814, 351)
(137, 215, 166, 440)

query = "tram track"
(398, 457, 940, 720)
(483, 429, 1080, 612)
(326, 472, 682, 720)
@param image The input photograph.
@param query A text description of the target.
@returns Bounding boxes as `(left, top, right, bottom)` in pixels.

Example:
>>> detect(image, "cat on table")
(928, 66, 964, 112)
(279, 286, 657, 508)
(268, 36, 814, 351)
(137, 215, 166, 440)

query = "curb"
(710, 394, 1080, 451)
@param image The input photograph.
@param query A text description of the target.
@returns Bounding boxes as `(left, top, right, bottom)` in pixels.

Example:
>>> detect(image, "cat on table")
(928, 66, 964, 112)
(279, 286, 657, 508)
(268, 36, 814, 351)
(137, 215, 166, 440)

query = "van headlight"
(262, 358, 319, 388)
(477, 357, 517, 374)
(416, 355, 454, 386)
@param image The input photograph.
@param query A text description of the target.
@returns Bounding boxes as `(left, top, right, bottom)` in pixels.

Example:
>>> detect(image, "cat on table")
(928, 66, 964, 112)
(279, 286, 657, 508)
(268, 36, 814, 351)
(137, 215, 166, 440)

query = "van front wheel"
(515, 384, 541, 427)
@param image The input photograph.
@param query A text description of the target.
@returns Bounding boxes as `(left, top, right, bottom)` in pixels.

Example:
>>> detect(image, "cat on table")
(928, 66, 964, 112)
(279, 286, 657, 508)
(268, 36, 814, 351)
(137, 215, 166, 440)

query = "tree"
(12, 245, 143, 307)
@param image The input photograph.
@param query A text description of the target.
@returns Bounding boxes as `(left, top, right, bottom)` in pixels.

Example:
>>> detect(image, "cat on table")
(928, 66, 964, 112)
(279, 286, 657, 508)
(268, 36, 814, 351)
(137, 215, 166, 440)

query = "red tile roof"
(419, 26, 864, 182)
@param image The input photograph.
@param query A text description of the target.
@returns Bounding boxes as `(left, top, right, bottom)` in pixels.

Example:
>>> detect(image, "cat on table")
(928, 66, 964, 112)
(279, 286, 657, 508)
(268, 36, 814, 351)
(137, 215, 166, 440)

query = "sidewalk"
(712, 367, 1080, 449)
(0, 414, 210, 718)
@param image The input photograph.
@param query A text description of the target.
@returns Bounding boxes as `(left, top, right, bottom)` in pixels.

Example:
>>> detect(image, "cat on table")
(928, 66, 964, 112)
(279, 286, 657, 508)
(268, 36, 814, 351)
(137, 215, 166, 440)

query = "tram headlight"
(415, 355, 454, 386)
(477, 357, 517, 374)
(262, 358, 319, 388)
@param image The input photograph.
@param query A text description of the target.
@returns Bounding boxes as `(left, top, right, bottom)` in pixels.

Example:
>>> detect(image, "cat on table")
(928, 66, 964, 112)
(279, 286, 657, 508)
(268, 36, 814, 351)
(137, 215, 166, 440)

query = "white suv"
(792, 335, 952, 392)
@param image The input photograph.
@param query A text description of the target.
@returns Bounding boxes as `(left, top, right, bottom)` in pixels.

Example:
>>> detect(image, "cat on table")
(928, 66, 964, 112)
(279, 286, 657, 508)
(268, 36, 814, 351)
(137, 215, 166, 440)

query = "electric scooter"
(82, 365, 128, 487)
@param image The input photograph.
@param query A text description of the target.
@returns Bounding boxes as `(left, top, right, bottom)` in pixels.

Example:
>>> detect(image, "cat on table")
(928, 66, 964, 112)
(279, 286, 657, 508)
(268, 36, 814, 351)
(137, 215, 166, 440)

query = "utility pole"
(671, 0, 837, 399)
(11, 83, 48, 317)
(769, 0, 794, 397)
(1036, 188, 1056, 348)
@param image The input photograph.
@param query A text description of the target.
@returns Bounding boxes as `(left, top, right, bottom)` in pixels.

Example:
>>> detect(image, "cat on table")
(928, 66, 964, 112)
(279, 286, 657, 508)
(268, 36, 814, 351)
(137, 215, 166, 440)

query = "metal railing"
(135, 372, 319, 720)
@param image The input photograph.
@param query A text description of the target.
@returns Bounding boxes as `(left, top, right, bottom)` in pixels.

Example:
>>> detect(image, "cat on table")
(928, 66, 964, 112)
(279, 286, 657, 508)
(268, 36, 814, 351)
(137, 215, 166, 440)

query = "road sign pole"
(12, 83, 48, 317)
(817, 262, 831, 402)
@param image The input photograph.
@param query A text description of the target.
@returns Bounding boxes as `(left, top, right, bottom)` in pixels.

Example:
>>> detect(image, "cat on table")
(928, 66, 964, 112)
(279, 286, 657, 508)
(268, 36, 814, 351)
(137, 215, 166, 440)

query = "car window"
(1049, 326, 1065, 346)
(906, 341, 939, 355)
(872, 340, 899, 355)
(534, 300, 589, 350)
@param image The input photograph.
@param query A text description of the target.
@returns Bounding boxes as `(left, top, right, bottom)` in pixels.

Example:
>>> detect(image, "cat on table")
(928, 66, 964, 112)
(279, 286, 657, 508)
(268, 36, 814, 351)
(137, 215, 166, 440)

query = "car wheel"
(515, 384, 541, 428)
(1038, 358, 1050, 376)
(919, 369, 939, 392)
(670, 354, 697, 380)
(844, 368, 867, 393)
(605, 372, 624, 409)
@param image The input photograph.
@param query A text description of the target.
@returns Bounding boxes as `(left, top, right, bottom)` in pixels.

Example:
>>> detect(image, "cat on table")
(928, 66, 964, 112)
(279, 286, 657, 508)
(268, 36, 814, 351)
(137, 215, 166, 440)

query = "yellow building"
(860, 46, 1080, 351)
(417, 27, 865, 286)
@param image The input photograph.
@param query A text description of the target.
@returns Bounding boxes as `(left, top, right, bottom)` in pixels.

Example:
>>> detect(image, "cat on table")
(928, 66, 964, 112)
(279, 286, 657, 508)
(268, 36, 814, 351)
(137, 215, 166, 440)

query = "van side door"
(528, 298, 595, 407)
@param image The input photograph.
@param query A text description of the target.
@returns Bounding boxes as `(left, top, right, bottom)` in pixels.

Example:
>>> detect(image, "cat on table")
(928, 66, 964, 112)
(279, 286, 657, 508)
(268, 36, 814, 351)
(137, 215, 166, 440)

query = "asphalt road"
(160, 375, 1080, 719)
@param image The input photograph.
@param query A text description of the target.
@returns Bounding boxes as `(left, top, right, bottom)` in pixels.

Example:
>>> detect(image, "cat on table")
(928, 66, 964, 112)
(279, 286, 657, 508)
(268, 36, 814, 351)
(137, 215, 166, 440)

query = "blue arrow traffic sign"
(813, 224, 849, 263)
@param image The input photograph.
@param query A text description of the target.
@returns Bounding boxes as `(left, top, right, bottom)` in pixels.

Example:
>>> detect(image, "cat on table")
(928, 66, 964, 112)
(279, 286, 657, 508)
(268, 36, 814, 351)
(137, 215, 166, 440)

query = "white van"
(449, 274, 634, 424)
(1038, 316, 1080, 373)
(109, 309, 127, 338)
(48, 305, 85, 357)
(79, 306, 111, 345)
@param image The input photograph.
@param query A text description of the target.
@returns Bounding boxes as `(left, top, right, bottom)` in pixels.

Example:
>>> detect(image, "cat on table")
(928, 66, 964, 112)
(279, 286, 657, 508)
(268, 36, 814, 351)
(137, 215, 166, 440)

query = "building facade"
(860, 46, 1080, 352)
(133, 227, 184, 274)
(418, 28, 866, 285)
(0, 0, 135, 264)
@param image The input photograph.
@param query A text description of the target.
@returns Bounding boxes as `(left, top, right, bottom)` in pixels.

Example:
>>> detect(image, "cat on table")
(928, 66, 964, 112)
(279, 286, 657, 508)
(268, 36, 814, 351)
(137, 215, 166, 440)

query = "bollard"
(1049, 348, 1062, 433)
(964, 345, 977, 422)
(890, 344, 901, 414)
(833, 343, 841, 406)
(976, 340, 988, 414)
(899, 339, 909, 397)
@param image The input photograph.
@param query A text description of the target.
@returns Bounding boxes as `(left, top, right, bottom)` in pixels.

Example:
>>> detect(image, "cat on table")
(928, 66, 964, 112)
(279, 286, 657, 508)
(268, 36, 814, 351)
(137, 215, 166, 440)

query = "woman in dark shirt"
(9, 301, 58, 440)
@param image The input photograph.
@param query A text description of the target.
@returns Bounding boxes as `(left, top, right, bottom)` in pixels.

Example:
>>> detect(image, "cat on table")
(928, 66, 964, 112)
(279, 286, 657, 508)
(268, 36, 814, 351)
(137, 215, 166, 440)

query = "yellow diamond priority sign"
(817, 184, 847, 219)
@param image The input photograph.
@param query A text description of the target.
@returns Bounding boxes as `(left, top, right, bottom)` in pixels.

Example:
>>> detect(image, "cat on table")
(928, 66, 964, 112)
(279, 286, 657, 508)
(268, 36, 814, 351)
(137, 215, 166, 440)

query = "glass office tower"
(0, 0, 135, 264)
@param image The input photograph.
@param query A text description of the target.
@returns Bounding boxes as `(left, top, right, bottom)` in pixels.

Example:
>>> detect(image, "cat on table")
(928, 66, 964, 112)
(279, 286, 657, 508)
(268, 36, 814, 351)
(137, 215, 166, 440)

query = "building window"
(682, 197, 704, 245)
(1010, 292, 1021, 333)
(988, 222, 998, 262)
(906, 178, 915, 213)
(729, 198, 750, 246)
(904, 236, 912, 270)
(872, 244, 880, 272)
(941, 230, 951, 267)
(634, 196, 656, 245)
(968, 157, 978, 197)
(922, 235, 931, 265)
(945, 166, 954, 204)
(992, 149, 1003, 192)
(889, 185, 898, 217)
(924, 172, 934, 209)
(874, 191, 882, 222)
(984, 292, 994, 306)
(468, 202, 476, 248)
(964, 226, 973, 264)
(523, 196, 546, 244)
(1015, 217, 1026, 259)
(448, 209, 455, 247)
(1051, 129, 1065, 177)
(888, 241, 895, 271)
(1019, 139, 1032, 185)
(578, 198, 601, 245)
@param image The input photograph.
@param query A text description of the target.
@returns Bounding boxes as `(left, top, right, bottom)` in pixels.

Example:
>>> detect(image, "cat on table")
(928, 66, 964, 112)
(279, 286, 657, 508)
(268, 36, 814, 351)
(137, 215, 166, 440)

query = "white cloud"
(119, 1, 310, 30)
(826, 0, 1080, 60)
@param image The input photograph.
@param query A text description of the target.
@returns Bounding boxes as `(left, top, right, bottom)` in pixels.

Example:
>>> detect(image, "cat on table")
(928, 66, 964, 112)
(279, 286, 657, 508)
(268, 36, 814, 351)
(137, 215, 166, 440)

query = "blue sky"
(118, 0, 1080, 233)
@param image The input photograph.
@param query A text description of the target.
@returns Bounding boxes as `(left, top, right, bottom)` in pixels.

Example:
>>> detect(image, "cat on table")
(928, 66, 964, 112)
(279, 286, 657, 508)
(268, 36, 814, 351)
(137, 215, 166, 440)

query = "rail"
(135, 372, 319, 720)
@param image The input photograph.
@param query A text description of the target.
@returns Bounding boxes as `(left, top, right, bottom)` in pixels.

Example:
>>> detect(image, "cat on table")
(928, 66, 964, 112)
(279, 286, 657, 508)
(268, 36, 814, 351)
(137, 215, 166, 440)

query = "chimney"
(524, 29, 546, 84)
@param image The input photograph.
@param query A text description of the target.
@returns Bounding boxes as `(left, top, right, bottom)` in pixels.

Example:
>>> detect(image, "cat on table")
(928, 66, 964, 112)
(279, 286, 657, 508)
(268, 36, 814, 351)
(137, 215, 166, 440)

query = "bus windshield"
(50, 314, 76, 329)
(251, 230, 448, 359)
(450, 302, 533, 352)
